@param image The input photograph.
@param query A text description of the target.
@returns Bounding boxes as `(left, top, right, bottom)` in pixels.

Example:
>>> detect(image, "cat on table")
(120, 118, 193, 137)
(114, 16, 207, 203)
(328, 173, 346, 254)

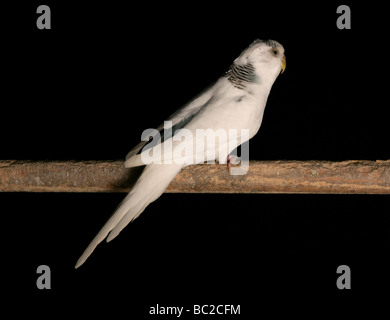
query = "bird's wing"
(124, 82, 216, 167)
(126, 77, 258, 167)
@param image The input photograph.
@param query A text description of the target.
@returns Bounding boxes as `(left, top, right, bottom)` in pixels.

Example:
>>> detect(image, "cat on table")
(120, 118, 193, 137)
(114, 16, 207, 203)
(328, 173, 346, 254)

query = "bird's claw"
(227, 155, 241, 174)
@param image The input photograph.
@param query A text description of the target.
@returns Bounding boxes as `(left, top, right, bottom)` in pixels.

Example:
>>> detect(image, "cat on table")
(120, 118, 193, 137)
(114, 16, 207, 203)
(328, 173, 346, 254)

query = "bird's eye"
(272, 49, 279, 56)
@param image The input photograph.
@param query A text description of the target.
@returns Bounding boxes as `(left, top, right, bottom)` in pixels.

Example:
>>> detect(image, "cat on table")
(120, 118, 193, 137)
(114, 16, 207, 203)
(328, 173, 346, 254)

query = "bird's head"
(234, 39, 286, 85)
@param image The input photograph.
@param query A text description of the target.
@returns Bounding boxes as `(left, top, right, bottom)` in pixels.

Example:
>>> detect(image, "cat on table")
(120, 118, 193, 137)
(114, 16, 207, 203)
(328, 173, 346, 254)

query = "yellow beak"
(281, 55, 286, 74)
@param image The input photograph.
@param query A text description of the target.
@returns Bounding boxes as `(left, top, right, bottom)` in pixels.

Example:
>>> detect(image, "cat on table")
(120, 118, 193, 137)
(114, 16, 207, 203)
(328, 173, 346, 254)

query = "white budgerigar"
(75, 39, 286, 268)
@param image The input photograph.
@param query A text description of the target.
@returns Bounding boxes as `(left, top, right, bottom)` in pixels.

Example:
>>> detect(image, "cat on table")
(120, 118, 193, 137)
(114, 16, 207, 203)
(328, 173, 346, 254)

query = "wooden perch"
(0, 160, 389, 194)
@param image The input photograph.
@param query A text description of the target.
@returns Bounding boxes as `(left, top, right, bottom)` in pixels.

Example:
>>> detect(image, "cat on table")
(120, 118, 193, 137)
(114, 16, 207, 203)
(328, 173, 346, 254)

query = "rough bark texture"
(0, 160, 389, 194)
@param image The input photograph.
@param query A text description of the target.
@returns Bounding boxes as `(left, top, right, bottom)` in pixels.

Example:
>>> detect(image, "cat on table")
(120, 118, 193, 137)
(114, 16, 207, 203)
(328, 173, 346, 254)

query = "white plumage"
(75, 39, 286, 268)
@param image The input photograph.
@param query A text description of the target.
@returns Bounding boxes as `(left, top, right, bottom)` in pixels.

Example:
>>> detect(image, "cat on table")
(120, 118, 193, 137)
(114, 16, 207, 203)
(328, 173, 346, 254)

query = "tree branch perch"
(0, 160, 389, 194)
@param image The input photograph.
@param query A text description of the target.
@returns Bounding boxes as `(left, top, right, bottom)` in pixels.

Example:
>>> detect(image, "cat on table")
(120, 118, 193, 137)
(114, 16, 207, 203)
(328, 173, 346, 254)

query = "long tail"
(75, 163, 183, 268)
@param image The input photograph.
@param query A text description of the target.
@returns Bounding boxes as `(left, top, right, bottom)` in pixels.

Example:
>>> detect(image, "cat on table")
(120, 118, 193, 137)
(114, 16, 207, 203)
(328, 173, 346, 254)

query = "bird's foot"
(227, 155, 241, 174)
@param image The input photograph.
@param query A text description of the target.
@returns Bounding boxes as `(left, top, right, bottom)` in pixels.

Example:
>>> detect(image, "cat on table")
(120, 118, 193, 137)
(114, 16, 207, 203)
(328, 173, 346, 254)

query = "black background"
(2, 1, 389, 317)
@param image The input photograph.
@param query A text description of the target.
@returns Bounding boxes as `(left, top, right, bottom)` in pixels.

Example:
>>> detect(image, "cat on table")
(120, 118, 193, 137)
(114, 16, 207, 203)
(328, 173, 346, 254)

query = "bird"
(75, 39, 286, 268)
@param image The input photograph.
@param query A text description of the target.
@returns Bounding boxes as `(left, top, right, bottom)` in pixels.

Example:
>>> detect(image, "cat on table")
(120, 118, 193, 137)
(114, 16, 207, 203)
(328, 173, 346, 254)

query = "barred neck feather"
(224, 63, 256, 90)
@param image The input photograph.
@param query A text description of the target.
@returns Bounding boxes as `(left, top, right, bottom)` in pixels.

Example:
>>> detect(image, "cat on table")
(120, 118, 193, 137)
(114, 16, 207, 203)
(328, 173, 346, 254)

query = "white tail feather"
(124, 154, 145, 168)
(75, 163, 183, 268)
